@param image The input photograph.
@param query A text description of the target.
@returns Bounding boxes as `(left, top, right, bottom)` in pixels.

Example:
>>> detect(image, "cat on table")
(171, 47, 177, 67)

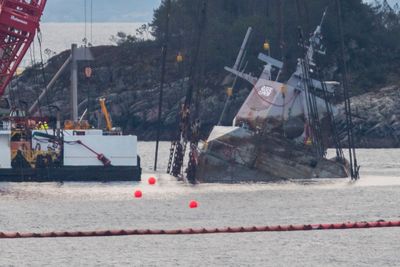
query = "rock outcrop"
(7, 44, 400, 147)
(337, 85, 400, 148)
(8, 44, 249, 140)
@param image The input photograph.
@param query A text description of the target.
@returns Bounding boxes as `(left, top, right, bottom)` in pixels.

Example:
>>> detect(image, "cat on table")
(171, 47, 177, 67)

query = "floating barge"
(0, 126, 141, 182)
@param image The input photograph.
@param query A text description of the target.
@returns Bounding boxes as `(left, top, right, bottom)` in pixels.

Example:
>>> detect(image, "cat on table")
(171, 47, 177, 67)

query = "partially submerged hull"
(196, 126, 349, 183)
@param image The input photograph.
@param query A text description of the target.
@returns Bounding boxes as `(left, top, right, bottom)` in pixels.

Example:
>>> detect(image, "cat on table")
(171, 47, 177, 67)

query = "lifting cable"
(37, 29, 53, 119)
(186, 0, 209, 183)
(334, 0, 360, 180)
(182, 0, 208, 118)
(154, 0, 171, 172)
(317, 67, 344, 160)
(90, 0, 93, 45)
(192, 0, 208, 119)
(277, 0, 285, 76)
(1, 220, 399, 239)
(298, 28, 324, 158)
(84, 0, 87, 46)
(166, 8, 187, 174)
(8, 73, 18, 110)
(83, 0, 94, 46)
(168, 0, 208, 179)
(29, 45, 43, 118)
(296, 5, 328, 158)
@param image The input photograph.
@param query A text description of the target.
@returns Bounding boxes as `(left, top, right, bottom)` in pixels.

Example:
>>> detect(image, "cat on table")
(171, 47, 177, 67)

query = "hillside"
(8, 0, 400, 147)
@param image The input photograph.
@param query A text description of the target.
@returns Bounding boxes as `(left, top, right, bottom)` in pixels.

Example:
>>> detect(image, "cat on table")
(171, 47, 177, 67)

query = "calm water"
(1, 143, 400, 266)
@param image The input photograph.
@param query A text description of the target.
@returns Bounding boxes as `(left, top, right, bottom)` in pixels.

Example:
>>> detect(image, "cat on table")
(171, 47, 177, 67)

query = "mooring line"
(1, 220, 399, 239)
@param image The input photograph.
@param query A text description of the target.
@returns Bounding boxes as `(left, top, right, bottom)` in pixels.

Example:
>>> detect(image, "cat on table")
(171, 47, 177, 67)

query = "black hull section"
(0, 166, 142, 182)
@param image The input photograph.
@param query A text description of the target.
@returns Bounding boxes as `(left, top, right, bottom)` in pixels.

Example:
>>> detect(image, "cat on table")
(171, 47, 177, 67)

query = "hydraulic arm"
(99, 97, 112, 131)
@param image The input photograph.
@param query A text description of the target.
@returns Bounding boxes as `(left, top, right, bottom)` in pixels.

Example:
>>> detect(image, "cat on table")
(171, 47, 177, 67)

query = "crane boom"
(99, 98, 112, 131)
(0, 0, 47, 96)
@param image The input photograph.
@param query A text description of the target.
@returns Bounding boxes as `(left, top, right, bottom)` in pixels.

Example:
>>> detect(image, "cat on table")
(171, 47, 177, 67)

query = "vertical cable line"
(318, 67, 344, 160)
(154, 0, 172, 171)
(186, 0, 209, 182)
(277, 0, 285, 76)
(334, 0, 359, 180)
(298, 27, 324, 158)
(29, 44, 43, 118)
(36, 30, 52, 124)
(84, 0, 87, 46)
(168, 0, 208, 179)
(90, 0, 93, 45)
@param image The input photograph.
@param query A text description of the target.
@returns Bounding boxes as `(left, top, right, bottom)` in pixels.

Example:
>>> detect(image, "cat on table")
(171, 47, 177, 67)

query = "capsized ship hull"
(195, 126, 348, 183)
(195, 12, 351, 183)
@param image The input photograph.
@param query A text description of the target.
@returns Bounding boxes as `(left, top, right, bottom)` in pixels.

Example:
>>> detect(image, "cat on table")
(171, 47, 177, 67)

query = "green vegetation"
(14, 0, 400, 142)
(147, 0, 400, 94)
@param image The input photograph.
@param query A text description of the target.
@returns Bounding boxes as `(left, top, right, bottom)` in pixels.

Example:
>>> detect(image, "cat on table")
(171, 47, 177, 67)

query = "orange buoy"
(84, 66, 93, 78)
(134, 190, 142, 198)
(176, 52, 183, 63)
(148, 177, 156, 185)
(189, 200, 198, 209)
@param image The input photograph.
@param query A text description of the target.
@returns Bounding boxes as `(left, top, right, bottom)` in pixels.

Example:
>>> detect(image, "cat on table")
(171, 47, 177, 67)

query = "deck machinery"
(0, 0, 141, 182)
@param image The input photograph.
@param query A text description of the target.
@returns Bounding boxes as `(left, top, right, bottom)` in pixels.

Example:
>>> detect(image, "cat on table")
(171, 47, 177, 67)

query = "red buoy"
(148, 177, 156, 185)
(189, 200, 198, 209)
(134, 190, 142, 198)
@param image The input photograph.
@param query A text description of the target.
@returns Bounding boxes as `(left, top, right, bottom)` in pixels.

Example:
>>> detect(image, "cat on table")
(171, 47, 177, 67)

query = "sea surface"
(21, 23, 147, 67)
(0, 143, 400, 266)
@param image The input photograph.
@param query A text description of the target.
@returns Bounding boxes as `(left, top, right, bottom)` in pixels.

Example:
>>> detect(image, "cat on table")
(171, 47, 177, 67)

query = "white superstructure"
(0, 130, 11, 169)
(32, 129, 138, 167)
(63, 134, 138, 166)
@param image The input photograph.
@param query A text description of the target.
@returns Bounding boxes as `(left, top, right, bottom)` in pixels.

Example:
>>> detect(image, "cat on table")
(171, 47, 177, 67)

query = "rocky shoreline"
(8, 44, 400, 148)
(338, 85, 400, 148)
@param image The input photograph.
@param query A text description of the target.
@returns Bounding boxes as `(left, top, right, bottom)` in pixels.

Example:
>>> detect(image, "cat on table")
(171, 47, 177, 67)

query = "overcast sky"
(366, 0, 398, 7)
(41, 0, 397, 23)
(385, 0, 398, 6)
(42, 0, 162, 23)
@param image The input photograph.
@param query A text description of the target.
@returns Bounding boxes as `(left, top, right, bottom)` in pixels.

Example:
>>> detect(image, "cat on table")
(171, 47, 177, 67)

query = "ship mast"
(297, 9, 328, 159)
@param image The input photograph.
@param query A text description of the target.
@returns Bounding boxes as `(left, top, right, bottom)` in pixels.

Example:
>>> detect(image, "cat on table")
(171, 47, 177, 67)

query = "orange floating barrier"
(1, 220, 400, 239)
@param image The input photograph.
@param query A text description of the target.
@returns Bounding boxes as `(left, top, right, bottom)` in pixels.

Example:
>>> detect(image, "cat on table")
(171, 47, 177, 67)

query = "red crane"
(0, 0, 47, 96)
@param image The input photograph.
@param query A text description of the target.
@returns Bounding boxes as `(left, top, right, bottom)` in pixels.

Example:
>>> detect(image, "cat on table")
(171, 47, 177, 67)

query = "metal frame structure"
(0, 0, 47, 96)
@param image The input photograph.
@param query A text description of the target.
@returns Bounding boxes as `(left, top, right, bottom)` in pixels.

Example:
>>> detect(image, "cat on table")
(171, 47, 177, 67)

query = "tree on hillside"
(149, 0, 400, 94)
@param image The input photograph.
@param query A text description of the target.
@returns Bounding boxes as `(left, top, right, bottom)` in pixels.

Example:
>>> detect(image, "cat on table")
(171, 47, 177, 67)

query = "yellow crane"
(99, 98, 112, 131)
